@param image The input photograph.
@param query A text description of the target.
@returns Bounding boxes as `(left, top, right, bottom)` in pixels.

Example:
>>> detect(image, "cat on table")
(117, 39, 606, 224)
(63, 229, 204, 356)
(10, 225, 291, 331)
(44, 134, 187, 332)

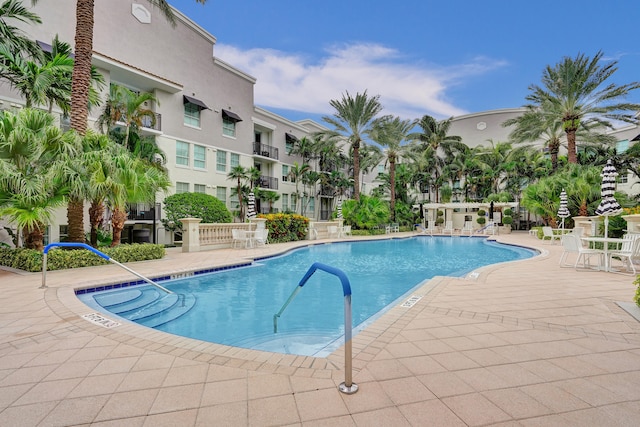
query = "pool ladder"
(274, 262, 358, 394)
(40, 243, 172, 294)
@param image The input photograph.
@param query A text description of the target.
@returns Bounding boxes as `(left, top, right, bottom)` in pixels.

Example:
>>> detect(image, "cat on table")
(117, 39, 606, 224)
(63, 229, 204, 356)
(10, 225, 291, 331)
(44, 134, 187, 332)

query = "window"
(222, 117, 236, 137)
(194, 145, 206, 169)
(230, 153, 240, 168)
(176, 182, 189, 193)
(59, 225, 68, 242)
(222, 109, 242, 137)
(378, 164, 384, 174)
(216, 187, 227, 204)
(282, 165, 289, 182)
(619, 170, 629, 184)
(308, 196, 315, 214)
(285, 133, 297, 155)
(282, 194, 289, 211)
(176, 141, 189, 166)
(184, 103, 201, 127)
(194, 184, 206, 193)
(231, 194, 240, 210)
(291, 194, 297, 212)
(216, 150, 227, 172)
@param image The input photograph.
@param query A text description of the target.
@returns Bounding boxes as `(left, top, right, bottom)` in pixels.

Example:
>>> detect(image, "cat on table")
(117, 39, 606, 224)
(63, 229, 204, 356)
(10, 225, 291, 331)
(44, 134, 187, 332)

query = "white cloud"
(215, 42, 507, 120)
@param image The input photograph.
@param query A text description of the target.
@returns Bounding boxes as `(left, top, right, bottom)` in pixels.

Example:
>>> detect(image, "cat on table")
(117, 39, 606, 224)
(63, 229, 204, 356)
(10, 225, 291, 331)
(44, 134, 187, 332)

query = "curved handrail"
(41, 242, 172, 294)
(273, 262, 358, 394)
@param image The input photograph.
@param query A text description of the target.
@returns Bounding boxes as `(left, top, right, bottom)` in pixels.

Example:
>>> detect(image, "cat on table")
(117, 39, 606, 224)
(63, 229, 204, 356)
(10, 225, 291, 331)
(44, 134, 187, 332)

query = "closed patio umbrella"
(557, 189, 570, 230)
(595, 160, 622, 237)
(336, 200, 343, 219)
(246, 191, 256, 220)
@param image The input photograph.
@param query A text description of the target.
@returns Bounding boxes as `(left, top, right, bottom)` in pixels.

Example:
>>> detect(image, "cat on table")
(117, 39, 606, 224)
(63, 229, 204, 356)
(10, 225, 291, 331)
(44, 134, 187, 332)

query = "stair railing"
(41, 242, 172, 294)
(274, 262, 358, 394)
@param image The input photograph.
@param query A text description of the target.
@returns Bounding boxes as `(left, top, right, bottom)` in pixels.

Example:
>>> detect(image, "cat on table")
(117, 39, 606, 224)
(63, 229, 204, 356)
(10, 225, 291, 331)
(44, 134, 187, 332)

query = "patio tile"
(430, 351, 480, 370)
(0, 401, 58, 427)
(200, 378, 247, 406)
(398, 399, 466, 426)
(248, 394, 300, 426)
(247, 372, 292, 399)
(482, 388, 553, 418)
(294, 387, 349, 421)
(13, 377, 81, 405)
(350, 406, 412, 427)
(196, 401, 247, 427)
(441, 393, 511, 426)
(519, 383, 590, 412)
(142, 408, 197, 427)
(94, 389, 159, 422)
(340, 380, 394, 414)
(417, 371, 475, 398)
(379, 376, 436, 405)
(39, 395, 110, 426)
(67, 373, 127, 398)
(149, 383, 205, 414)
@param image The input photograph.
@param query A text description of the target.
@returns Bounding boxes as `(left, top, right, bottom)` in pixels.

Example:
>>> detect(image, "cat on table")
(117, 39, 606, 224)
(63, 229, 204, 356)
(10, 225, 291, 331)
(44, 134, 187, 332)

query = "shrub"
(502, 216, 513, 225)
(0, 244, 165, 272)
(503, 208, 513, 217)
(260, 213, 309, 243)
(342, 195, 390, 230)
(635, 276, 640, 307)
(435, 210, 444, 225)
(477, 216, 486, 225)
(162, 192, 232, 232)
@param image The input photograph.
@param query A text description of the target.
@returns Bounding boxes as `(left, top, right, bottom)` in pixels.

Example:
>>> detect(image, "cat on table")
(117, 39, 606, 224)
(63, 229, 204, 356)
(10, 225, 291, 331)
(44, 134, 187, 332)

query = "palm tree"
(410, 115, 462, 152)
(0, 44, 74, 108)
(97, 84, 157, 146)
(0, 108, 80, 250)
(288, 162, 311, 213)
(368, 115, 416, 221)
(321, 91, 383, 200)
(0, 0, 41, 56)
(524, 51, 640, 164)
(227, 165, 248, 220)
(68, 0, 207, 135)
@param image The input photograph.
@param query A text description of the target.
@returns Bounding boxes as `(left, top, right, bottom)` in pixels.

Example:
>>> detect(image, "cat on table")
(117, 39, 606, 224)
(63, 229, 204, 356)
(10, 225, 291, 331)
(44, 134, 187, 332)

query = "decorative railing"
(253, 142, 279, 160)
(140, 112, 162, 131)
(258, 175, 278, 190)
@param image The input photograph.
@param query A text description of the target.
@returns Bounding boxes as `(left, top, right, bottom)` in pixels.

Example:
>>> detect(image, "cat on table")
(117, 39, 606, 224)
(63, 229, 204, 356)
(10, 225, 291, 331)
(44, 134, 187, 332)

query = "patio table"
(581, 236, 626, 272)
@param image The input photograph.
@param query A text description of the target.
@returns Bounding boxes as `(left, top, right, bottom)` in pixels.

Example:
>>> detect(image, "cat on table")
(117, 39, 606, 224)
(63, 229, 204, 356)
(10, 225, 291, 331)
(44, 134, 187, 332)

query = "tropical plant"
(523, 51, 640, 163)
(321, 91, 383, 200)
(0, 0, 41, 56)
(0, 108, 80, 250)
(97, 84, 157, 146)
(341, 195, 389, 230)
(227, 165, 248, 220)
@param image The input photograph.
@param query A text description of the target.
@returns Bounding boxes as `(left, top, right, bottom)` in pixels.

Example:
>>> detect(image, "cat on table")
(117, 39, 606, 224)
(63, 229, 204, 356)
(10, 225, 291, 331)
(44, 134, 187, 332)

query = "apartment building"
(0, 0, 368, 245)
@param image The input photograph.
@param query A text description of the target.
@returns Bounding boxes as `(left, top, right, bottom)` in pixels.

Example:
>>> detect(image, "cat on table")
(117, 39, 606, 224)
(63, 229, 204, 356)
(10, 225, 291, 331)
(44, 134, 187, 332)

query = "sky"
(168, 0, 640, 125)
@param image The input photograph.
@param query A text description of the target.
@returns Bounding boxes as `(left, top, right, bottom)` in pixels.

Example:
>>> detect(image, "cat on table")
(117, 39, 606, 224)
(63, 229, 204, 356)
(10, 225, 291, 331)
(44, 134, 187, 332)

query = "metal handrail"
(40, 242, 172, 294)
(273, 262, 358, 394)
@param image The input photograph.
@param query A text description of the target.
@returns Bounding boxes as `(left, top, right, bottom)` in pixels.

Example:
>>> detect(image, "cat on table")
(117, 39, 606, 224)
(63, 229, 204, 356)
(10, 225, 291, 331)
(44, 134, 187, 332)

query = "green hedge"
(260, 213, 309, 243)
(0, 244, 165, 272)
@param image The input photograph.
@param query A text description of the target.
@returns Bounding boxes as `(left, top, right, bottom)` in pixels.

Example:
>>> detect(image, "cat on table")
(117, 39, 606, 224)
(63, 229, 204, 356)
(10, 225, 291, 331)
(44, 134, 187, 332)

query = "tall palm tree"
(69, 0, 207, 135)
(0, 108, 80, 250)
(368, 115, 416, 221)
(97, 84, 157, 146)
(288, 162, 311, 213)
(321, 91, 383, 201)
(524, 51, 640, 164)
(410, 115, 462, 152)
(227, 165, 248, 220)
(0, 0, 41, 56)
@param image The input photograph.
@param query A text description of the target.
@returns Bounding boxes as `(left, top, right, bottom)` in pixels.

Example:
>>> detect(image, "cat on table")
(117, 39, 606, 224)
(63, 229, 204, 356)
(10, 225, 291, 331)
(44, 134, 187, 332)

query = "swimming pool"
(78, 237, 535, 356)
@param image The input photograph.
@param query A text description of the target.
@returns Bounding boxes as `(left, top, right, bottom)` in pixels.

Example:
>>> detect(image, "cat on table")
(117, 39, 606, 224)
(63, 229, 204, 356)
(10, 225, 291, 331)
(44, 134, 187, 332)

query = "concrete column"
(180, 218, 202, 253)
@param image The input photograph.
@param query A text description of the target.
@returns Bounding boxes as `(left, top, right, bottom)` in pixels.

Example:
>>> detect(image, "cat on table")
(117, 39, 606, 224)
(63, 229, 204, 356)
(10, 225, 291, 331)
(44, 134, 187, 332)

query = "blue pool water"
(78, 237, 535, 356)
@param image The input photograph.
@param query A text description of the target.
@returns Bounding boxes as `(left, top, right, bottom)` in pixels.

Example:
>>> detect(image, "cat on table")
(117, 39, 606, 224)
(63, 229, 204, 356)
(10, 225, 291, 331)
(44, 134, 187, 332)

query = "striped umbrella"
(557, 189, 570, 230)
(595, 160, 622, 237)
(336, 200, 343, 219)
(246, 192, 256, 220)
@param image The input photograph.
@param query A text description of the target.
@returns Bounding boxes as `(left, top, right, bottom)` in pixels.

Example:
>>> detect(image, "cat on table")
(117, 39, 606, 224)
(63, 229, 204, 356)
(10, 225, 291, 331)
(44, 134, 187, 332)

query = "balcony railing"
(140, 112, 162, 131)
(127, 203, 159, 221)
(258, 175, 278, 190)
(259, 207, 278, 214)
(253, 142, 279, 160)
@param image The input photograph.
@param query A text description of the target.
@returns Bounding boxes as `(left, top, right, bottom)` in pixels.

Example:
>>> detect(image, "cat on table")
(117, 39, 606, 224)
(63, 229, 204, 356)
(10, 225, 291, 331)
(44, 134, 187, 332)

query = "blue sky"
(168, 0, 640, 124)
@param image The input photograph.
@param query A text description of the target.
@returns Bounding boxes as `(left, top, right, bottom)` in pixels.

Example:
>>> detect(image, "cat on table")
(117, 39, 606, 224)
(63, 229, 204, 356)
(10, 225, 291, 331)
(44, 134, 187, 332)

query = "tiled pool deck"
(2, 232, 640, 426)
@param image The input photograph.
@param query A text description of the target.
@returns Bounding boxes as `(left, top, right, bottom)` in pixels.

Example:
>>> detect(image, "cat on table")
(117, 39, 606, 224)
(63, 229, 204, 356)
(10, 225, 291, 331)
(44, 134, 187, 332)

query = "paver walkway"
(1, 232, 640, 426)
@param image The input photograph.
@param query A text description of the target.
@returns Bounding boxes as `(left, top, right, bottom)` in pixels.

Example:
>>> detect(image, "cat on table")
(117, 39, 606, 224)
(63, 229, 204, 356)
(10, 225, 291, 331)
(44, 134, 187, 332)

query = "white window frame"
(184, 103, 201, 127)
(176, 141, 189, 167)
(194, 144, 206, 169)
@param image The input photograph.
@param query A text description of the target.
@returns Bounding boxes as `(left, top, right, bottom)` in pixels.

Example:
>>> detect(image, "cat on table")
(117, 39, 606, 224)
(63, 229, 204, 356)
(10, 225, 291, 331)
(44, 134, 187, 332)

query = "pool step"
(94, 286, 197, 328)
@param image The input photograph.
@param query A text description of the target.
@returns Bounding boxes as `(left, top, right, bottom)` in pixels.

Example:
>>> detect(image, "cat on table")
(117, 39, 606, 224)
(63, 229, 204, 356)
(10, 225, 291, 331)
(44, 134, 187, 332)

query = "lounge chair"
(460, 221, 474, 236)
(542, 226, 561, 244)
(416, 221, 434, 235)
(483, 221, 497, 235)
(385, 223, 399, 234)
(442, 221, 454, 235)
(559, 234, 602, 269)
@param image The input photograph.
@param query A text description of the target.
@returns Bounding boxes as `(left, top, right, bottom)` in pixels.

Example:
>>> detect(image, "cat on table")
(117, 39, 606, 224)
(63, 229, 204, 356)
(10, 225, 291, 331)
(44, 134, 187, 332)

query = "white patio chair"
(484, 221, 497, 235)
(254, 228, 269, 246)
(342, 225, 352, 237)
(559, 234, 602, 269)
(416, 221, 434, 235)
(231, 229, 250, 248)
(609, 234, 640, 274)
(542, 226, 561, 244)
(442, 221, 454, 235)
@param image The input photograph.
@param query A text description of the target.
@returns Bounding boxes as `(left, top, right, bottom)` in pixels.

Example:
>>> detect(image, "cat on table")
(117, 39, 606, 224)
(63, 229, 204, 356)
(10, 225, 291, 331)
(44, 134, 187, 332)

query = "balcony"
(258, 175, 278, 190)
(140, 112, 162, 135)
(127, 203, 159, 221)
(253, 142, 279, 161)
